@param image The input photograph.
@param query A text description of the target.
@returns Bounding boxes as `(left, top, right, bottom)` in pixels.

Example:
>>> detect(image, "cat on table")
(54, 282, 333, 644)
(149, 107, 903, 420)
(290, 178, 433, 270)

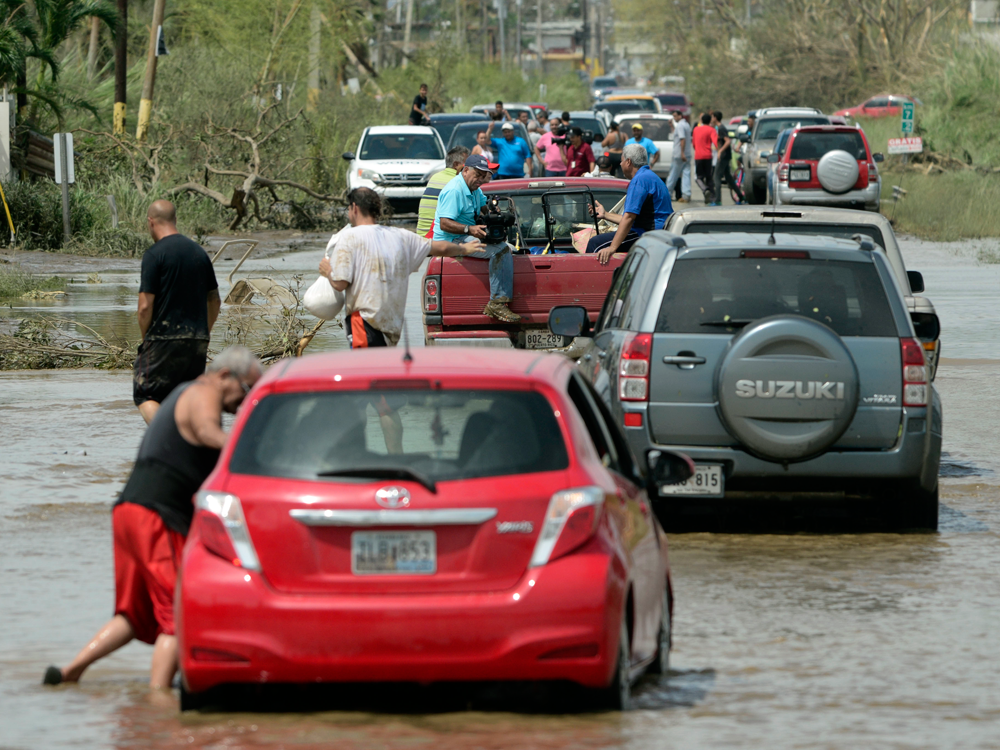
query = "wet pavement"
(1, 236, 999, 748)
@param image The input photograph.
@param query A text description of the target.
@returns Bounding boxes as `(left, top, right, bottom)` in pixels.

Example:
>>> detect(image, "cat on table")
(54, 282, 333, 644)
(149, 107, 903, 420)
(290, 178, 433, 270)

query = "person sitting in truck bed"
(433, 154, 521, 323)
(587, 143, 673, 264)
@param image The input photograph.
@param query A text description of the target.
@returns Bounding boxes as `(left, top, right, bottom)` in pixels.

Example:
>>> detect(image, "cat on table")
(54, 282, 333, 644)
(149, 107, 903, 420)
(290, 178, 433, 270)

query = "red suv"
(177, 348, 692, 710)
(770, 125, 884, 212)
(833, 94, 918, 120)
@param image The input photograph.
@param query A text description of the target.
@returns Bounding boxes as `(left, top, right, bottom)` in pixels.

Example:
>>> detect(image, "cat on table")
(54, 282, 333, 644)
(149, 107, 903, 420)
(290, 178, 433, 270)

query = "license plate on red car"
(790, 167, 811, 182)
(351, 531, 436, 575)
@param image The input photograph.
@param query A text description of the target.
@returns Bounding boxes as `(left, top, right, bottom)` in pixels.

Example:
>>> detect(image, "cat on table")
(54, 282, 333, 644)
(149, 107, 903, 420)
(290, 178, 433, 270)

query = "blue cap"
(465, 154, 498, 171)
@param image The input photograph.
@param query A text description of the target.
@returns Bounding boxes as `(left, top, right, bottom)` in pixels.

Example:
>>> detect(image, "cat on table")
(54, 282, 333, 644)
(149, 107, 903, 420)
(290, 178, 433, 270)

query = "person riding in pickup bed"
(588, 143, 673, 264)
(433, 154, 521, 323)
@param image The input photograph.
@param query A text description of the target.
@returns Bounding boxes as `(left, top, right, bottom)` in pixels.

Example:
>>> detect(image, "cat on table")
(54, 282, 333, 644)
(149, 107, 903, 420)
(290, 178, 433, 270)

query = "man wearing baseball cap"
(623, 122, 660, 168)
(433, 155, 521, 322)
(486, 119, 533, 180)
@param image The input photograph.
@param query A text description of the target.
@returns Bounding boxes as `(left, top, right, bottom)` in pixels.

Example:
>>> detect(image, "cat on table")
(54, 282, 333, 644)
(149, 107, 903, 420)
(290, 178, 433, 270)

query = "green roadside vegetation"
(0, 264, 64, 298)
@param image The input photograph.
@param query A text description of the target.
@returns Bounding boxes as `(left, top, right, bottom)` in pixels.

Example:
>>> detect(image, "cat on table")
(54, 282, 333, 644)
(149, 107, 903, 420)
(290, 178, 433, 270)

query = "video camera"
(478, 195, 517, 244)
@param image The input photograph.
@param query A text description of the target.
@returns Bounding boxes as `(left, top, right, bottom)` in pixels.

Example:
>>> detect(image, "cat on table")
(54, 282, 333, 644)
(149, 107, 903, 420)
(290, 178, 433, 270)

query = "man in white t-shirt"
(319, 188, 479, 348)
(318, 188, 480, 452)
(667, 110, 693, 202)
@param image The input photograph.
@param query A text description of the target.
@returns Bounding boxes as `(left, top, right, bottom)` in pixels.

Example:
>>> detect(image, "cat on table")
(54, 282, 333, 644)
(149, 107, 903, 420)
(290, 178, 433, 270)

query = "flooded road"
(2, 237, 999, 748)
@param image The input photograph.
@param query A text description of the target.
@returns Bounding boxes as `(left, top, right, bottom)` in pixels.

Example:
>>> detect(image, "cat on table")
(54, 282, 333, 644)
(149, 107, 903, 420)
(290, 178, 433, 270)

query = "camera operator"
(536, 125, 568, 177)
(433, 155, 521, 323)
(485, 120, 533, 180)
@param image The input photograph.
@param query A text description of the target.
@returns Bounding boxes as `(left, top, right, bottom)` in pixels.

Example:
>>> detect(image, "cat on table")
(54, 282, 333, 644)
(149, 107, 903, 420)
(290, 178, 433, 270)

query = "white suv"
(342, 126, 446, 213)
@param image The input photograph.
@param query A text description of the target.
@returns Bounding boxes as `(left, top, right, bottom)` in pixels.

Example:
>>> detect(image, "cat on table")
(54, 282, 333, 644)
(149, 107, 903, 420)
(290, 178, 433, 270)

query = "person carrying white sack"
(306, 187, 480, 348)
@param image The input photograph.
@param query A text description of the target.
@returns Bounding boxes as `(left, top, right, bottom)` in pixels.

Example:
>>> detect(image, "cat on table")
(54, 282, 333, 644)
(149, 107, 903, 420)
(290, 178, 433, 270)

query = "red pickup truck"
(423, 177, 630, 349)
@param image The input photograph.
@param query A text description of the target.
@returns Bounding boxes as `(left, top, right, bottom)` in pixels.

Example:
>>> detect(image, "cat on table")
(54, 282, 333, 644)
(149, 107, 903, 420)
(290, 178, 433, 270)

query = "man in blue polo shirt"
(587, 143, 672, 264)
(623, 122, 660, 168)
(433, 154, 520, 322)
(485, 120, 533, 179)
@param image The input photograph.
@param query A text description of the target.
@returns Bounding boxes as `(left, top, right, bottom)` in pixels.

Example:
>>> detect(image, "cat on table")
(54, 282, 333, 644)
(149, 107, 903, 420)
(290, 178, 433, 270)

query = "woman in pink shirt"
(536, 126, 568, 177)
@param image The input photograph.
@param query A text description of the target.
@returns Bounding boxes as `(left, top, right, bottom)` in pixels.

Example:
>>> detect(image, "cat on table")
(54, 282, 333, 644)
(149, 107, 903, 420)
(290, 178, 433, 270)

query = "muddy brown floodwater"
(2, 237, 999, 749)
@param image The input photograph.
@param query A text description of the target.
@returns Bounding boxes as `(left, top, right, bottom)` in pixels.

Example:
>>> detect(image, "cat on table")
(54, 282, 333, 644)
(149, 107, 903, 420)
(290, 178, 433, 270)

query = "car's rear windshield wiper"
(701, 319, 753, 328)
(316, 467, 437, 493)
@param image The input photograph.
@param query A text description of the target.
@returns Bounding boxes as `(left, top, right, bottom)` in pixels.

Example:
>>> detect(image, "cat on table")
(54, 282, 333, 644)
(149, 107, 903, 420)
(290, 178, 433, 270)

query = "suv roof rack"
(852, 234, 876, 251)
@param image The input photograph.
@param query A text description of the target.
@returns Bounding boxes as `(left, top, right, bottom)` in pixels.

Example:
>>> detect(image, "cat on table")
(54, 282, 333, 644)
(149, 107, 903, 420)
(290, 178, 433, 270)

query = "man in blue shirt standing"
(587, 143, 673, 264)
(433, 154, 520, 322)
(486, 120, 533, 179)
(623, 123, 660, 169)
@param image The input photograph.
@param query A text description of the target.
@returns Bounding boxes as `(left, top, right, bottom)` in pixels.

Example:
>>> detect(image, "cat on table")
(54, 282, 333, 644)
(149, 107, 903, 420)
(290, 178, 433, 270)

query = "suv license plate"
(351, 531, 436, 575)
(790, 167, 811, 181)
(526, 331, 564, 349)
(659, 465, 724, 497)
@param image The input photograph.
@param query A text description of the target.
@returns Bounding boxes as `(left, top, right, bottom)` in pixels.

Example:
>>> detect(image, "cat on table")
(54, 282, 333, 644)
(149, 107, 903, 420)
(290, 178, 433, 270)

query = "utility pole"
(87, 18, 100, 79)
(536, 0, 542, 73)
(497, 0, 506, 71)
(136, 0, 166, 142)
(482, 0, 489, 62)
(456, 0, 464, 50)
(113, 0, 127, 135)
(402, 0, 414, 68)
(307, 2, 320, 110)
(587, 0, 599, 74)
(515, 0, 522, 69)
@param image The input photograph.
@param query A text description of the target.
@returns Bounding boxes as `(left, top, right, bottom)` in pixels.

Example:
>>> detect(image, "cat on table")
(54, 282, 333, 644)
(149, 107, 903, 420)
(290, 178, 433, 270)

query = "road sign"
(53, 132, 74, 184)
(887, 137, 923, 154)
(901, 101, 915, 134)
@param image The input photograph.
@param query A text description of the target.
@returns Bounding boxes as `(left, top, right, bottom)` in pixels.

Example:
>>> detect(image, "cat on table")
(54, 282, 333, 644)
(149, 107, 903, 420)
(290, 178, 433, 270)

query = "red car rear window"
(790, 131, 868, 161)
(229, 390, 569, 482)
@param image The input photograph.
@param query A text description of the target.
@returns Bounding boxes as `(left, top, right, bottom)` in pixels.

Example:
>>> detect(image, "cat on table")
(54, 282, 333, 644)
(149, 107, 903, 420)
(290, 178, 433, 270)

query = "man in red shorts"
(44, 346, 261, 690)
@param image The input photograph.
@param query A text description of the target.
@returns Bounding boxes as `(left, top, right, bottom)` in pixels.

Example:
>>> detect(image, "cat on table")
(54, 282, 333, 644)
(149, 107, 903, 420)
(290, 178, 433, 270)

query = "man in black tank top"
(45, 347, 262, 690)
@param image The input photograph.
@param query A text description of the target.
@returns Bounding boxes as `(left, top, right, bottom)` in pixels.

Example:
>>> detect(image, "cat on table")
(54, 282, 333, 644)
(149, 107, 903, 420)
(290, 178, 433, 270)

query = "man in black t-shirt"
(712, 110, 744, 205)
(409, 83, 429, 125)
(133, 200, 220, 424)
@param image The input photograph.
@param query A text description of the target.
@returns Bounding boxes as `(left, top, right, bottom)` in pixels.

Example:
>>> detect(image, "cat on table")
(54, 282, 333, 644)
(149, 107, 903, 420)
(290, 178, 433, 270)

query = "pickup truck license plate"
(525, 331, 565, 349)
(790, 167, 811, 182)
(351, 531, 436, 574)
(659, 465, 724, 497)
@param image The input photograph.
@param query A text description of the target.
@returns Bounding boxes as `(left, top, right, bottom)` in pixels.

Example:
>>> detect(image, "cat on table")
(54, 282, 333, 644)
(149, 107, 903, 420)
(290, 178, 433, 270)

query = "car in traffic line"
(428, 112, 488, 147)
(664, 206, 942, 377)
(177, 348, 693, 710)
(470, 102, 535, 121)
(833, 94, 919, 120)
(423, 177, 631, 349)
(603, 94, 662, 113)
(342, 126, 446, 214)
(652, 92, 692, 117)
(738, 107, 830, 204)
(446, 120, 532, 159)
(613, 113, 675, 181)
(553, 231, 942, 531)
(769, 125, 883, 212)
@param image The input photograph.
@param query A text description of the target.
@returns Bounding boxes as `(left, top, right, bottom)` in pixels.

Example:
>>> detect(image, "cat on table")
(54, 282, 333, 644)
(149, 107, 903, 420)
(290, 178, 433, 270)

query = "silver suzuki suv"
(549, 232, 942, 530)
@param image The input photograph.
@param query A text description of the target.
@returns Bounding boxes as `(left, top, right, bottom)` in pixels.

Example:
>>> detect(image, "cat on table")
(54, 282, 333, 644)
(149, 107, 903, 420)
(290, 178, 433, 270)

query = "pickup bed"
(423, 177, 630, 349)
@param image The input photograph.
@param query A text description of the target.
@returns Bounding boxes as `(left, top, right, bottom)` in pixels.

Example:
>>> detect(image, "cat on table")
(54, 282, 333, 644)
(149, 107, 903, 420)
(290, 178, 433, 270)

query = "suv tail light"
(194, 491, 261, 571)
(423, 275, 441, 313)
(778, 164, 789, 183)
(619, 333, 652, 401)
(529, 486, 604, 567)
(868, 162, 878, 183)
(900, 338, 927, 407)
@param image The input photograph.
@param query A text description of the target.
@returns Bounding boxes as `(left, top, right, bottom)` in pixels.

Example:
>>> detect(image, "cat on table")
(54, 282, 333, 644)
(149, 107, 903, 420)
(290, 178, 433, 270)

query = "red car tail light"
(901, 338, 927, 407)
(423, 275, 441, 313)
(778, 164, 789, 183)
(529, 486, 604, 567)
(867, 163, 878, 183)
(618, 333, 652, 402)
(194, 491, 261, 571)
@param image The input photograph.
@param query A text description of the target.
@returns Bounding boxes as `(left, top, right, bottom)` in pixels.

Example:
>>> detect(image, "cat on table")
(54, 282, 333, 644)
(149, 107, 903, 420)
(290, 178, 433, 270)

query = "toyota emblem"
(375, 486, 411, 509)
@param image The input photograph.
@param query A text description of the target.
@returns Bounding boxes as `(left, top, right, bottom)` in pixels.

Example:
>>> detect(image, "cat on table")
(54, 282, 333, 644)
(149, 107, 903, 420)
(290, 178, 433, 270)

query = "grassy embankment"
(0, 264, 64, 298)
(861, 44, 1000, 243)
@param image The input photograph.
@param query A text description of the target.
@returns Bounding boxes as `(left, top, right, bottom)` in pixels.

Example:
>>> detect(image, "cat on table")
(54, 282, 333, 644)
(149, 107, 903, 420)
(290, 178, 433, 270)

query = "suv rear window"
(230, 390, 568, 482)
(619, 118, 673, 140)
(657, 94, 687, 105)
(680, 221, 886, 249)
(755, 117, 828, 140)
(790, 131, 868, 160)
(656, 258, 897, 337)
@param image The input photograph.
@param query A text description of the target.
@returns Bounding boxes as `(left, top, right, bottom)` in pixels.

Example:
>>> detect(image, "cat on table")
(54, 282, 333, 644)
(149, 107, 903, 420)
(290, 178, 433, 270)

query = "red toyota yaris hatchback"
(177, 348, 690, 710)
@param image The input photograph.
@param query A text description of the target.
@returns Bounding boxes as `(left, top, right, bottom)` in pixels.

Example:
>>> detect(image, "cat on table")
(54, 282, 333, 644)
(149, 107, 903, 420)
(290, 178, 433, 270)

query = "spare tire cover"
(717, 316, 859, 462)
(816, 150, 860, 194)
